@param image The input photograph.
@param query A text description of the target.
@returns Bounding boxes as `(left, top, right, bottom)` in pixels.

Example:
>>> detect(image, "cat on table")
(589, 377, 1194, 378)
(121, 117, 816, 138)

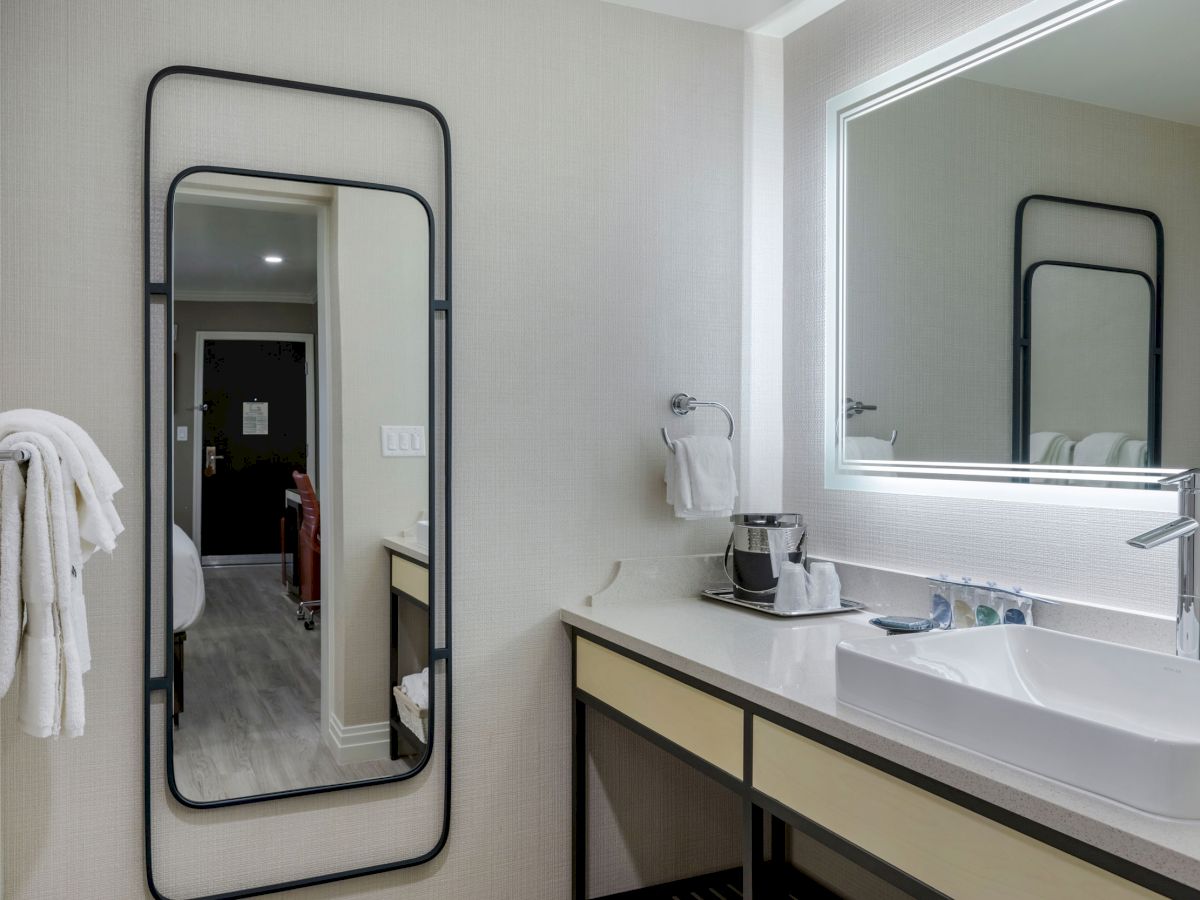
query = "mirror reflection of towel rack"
(843, 398, 897, 446)
(661, 392, 735, 453)
(0, 448, 32, 463)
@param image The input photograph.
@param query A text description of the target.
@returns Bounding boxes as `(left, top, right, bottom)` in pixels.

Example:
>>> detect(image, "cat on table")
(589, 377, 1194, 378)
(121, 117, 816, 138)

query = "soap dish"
(700, 588, 865, 618)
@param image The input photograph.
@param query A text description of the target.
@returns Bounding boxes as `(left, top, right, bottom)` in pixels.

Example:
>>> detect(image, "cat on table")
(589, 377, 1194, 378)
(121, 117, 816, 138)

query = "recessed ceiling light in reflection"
(263, 255, 284, 264)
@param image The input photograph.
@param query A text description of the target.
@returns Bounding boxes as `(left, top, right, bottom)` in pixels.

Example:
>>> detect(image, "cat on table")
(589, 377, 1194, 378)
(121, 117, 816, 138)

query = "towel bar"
(661, 392, 735, 452)
(0, 448, 31, 463)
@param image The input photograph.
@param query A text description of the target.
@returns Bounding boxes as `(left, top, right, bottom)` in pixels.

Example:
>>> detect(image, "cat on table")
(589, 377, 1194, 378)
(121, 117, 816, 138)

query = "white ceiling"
(174, 202, 318, 301)
(603, 0, 844, 35)
(965, 0, 1200, 128)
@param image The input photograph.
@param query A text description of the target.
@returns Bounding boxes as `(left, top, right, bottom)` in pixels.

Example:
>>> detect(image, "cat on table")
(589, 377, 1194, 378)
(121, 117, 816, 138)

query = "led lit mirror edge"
(820, 0, 1179, 511)
(141, 66, 453, 900)
(160, 165, 439, 808)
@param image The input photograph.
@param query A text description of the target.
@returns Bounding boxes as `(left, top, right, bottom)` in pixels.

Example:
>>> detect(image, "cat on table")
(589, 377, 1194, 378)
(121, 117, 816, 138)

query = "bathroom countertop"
(382, 535, 429, 566)
(561, 591, 1200, 890)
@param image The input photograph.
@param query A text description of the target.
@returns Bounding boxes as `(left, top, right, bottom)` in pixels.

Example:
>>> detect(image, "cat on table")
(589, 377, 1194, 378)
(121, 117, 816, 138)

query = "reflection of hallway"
(172, 565, 407, 802)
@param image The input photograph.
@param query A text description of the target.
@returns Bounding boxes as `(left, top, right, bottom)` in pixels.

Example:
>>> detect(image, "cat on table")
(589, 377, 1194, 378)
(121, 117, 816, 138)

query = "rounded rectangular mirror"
(166, 169, 434, 804)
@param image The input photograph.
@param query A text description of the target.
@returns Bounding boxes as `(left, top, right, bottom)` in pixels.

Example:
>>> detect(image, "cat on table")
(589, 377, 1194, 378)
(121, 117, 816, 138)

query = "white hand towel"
(2, 434, 86, 737)
(0, 454, 26, 698)
(0, 411, 121, 677)
(0, 410, 123, 559)
(664, 436, 737, 520)
(844, 436, 894, 461)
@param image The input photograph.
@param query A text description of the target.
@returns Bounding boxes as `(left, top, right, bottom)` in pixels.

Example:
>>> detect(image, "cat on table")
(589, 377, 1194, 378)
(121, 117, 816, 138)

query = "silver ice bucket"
(723, 513, 807, 601)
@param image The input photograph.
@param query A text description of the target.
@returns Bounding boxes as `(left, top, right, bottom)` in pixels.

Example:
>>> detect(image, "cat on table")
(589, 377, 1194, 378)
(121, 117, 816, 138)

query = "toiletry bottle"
(1003, 587, 1033, 625)
(974, 581, 1002, 626)
(929, 575, 953, 629)
(952, 577, 976, 628)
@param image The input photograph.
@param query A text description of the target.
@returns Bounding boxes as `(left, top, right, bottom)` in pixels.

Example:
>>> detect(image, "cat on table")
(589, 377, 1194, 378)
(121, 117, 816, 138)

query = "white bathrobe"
(0, 433, 86, 737)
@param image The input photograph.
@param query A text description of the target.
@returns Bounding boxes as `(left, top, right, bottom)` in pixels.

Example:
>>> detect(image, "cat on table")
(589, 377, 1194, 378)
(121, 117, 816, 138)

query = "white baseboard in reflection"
(326, 713, 390, 765)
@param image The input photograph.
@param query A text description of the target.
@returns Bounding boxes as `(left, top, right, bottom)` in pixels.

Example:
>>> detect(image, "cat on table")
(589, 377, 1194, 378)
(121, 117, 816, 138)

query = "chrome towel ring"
(661, 392, 735, 453)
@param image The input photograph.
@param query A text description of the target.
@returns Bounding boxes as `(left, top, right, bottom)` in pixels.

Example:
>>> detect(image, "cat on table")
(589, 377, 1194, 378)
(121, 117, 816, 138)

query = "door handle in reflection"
(204, 445, 225, 477)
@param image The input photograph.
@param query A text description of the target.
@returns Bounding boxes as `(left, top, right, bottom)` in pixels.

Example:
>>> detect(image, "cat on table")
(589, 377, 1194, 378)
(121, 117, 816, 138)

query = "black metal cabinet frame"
(570, 628, 1187, 899)
(143, 66, 453, 899)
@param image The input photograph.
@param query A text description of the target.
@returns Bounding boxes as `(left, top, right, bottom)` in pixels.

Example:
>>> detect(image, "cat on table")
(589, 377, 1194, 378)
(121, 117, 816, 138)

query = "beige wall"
(327, 187, 429, 729)
(844, 74, 1200, 464)
(783, 0, 1177, 621)
(0, 0, 745, 897)
(171, 299, 319, 537)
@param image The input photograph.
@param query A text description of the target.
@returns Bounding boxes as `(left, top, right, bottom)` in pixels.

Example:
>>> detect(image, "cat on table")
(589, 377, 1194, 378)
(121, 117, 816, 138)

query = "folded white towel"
(0, 411, 122, 677)
(400, 667, 429, 710)
(0, 454, 26, 698)
(844, 436, 894, 461)
(0, 434, 85, 737)
(1117, 439, 1148, 469)
(1074, 432, 1132, 468)
(664, 436, 737, 520)
(1029, 432, 1076, 466)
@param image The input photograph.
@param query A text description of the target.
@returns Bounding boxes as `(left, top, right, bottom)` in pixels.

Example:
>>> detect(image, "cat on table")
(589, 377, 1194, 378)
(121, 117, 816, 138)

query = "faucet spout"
(1127, 517, 1200, 549)
(1126, 468, 1200, 658)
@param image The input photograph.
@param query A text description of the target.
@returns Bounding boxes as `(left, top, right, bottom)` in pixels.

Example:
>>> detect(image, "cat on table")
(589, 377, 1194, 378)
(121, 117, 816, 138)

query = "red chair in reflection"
(293, 471, 321, 629)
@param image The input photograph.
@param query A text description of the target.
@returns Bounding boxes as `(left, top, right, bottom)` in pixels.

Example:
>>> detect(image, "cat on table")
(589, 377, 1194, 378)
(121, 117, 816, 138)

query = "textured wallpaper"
(0, 0, 746, 897)
(783, 0, 1178, 618)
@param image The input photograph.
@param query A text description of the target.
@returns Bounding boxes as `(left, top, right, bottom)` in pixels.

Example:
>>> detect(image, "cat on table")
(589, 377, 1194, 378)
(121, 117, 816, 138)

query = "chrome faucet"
(1127, 468, 1200, 658)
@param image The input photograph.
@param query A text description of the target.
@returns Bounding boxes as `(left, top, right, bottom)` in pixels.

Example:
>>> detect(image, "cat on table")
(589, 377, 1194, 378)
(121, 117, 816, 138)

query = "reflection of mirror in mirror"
(169, 171, 431, 803)
(1025, 264, 1155, 468)
(838, 0, 1199, 486)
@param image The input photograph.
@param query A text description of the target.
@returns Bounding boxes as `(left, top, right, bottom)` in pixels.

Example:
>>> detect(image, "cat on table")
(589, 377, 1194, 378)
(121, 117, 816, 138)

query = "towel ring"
(661, 392, 736, 453)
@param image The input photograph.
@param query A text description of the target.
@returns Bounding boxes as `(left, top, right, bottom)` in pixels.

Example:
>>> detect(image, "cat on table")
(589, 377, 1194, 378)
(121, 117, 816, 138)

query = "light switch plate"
(381, 425, 426, 457)
(176, 425, 188, 442)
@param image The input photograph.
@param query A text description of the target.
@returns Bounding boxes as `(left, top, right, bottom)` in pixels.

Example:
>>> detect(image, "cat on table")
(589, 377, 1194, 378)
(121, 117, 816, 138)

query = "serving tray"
(700, 588, 865, 618)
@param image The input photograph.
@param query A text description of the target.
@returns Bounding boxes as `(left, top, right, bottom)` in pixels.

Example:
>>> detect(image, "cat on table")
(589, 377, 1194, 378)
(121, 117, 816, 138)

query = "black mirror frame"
(1012, 194, 1164, 468)
(143, 67, 452, 900)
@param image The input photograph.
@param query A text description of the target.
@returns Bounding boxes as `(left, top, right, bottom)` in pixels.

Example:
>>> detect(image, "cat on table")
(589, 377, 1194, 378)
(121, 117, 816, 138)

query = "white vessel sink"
(836, 625, 1200, 818)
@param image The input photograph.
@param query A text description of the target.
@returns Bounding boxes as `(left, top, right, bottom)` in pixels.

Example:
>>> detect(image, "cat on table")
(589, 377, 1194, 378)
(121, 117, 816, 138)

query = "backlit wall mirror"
(165, 168, 434, 804)
(827, 0, 1197, 496)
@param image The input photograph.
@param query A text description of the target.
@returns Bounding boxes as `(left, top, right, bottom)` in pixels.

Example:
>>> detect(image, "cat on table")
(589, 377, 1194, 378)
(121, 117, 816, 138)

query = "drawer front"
(752, 717, 1152, 899)
(575, 638, 742, 777)
(391, 555, 429, 606)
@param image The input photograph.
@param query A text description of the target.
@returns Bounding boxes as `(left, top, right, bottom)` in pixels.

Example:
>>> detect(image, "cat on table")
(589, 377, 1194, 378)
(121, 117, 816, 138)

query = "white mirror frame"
(823, 0, 1177, 511)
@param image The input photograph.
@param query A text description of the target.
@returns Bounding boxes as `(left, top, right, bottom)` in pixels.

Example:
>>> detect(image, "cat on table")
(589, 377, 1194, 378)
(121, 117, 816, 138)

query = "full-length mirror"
(167, 170, 433, 803)
(831, 0, 1197, 491)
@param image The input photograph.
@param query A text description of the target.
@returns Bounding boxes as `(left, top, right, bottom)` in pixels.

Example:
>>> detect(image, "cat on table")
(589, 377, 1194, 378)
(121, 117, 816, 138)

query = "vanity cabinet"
(570, 632, 1165, 899)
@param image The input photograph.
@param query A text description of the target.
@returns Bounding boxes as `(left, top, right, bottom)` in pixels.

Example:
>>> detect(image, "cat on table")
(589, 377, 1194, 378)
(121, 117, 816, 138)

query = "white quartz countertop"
(382, 535, 429, 566)
(561, 590, 1200, 890)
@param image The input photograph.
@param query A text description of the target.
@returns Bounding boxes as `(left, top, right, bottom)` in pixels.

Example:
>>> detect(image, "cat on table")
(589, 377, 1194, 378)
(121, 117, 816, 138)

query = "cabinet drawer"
(391, 555, 429, 606)
(752, 717, 1151, 899)
(575, 639, 742, 777)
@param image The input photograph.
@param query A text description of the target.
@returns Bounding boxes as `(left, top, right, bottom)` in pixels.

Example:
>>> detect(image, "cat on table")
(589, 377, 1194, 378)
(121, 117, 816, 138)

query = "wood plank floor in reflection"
(172, 564, 408, 802)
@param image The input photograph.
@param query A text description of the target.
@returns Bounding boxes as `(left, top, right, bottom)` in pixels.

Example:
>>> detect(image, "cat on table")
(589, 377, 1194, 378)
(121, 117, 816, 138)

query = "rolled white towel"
(400, 667, 429, 710)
